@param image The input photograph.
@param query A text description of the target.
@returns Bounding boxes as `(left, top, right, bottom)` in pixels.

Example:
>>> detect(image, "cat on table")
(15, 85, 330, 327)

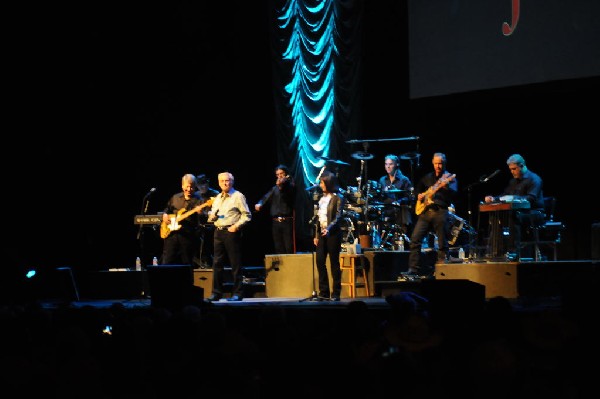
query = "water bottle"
(152, 256, 159, 266)
(398, 235, 405, 251)
(135, 256, 142, 271)
(458, 247, 465, 260)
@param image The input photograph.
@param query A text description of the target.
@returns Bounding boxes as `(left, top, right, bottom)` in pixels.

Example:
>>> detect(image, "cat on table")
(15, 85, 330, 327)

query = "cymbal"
(322, 158, 350, 166)
(384, 189, 408, 193)
(400, 151, 421, 160)
(351, 151, 374, 160)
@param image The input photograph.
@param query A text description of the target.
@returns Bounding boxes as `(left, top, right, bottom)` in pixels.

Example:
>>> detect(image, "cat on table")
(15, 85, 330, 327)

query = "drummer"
(376, 154, 414, 232)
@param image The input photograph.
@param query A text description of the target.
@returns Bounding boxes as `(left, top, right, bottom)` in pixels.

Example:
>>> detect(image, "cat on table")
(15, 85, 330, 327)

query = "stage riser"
(193, 269, 213, 298)
(436, 261, 598, 299)
(435, 263, 518, 298)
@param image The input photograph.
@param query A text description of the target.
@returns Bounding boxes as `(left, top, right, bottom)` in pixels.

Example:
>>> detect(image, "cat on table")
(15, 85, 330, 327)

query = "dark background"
(4, 1, 598, 280)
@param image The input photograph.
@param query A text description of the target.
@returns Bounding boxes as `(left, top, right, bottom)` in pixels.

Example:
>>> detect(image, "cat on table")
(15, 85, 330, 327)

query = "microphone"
(145, 187, 157, 197)
(305, 184, 319, 191)
(482, 169, 500, 183)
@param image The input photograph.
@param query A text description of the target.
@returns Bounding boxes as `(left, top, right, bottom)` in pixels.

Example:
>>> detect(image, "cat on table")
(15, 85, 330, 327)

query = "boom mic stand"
(464, 170, 499, 260)
(137, 188, 156, 268)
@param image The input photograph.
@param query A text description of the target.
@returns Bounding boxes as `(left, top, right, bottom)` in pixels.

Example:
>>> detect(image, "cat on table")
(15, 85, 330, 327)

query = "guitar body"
(160, 208, 186, 239)
(415, 174, 456, 215)
(160, 198, 214, 239)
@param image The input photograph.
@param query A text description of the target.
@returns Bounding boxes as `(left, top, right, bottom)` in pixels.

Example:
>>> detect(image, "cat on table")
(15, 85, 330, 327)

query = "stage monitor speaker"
(265, 254, 319, 298)
(26, 266, 80, 303)
(146, 265, 202, 310)
(592, 223, 600, 260)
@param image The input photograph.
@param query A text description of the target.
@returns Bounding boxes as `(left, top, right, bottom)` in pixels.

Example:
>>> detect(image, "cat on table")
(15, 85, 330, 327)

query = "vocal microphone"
(145, 187, 157, 197)
(482, 169, 501, 183)
(305, 184, 319, 191)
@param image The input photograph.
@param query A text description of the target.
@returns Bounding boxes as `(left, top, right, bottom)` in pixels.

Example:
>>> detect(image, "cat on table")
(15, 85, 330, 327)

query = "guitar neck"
(177, 200, 213, 222)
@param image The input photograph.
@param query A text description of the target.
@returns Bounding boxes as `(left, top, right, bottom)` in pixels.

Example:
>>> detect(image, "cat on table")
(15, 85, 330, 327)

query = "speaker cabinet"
(146, 265, 202, 310)
(435, 262, 518, 298)
(193, 269, 213, 298)
(264, 254, 320, 298)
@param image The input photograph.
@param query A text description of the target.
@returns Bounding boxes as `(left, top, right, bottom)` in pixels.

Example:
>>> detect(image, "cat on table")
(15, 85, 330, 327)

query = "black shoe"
(330, 296, 340, 302)
(398, 271, 421, 281)
(205, 293, 222, 303)
(227, 295, 243, 302)
(401, 270, 419, 276)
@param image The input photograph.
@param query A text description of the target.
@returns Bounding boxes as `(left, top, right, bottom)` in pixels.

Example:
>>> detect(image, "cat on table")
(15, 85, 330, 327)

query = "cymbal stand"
(361, 143, 371, 229)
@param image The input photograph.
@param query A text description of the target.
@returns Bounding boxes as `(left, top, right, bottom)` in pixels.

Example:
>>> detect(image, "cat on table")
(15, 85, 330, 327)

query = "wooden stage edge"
(432, 260, 599, 299)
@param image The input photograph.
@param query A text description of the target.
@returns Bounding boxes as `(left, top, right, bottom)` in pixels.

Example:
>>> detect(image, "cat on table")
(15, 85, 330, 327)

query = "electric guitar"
(160, 198, 214, 239)
(415, 173, 456, 215)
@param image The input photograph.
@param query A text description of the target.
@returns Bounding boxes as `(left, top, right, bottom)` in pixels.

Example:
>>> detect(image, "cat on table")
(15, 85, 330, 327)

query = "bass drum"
(339, 217, 357, 244)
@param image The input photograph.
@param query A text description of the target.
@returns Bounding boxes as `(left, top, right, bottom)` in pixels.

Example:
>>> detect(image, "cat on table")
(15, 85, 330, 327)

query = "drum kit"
(330, 150, 421, 249)
(317, 142, 473, 250)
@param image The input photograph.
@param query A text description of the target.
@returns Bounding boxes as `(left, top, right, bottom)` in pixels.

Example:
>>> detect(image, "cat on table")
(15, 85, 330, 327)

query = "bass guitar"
(160, 198, 214, 239)
(415, 173, 456, 215)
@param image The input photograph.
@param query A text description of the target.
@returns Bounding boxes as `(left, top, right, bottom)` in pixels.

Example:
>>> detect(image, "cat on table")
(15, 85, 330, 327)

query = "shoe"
(401, 270, 419, 276)
(330, 296, 340, 302)
(205, 293, 222, 303)
(227, 295, 243, 302)
(398, 271, 422, 282)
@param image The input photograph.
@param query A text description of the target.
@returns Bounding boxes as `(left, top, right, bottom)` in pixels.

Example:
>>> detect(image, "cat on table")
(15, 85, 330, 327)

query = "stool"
(339, 254, 370, 298)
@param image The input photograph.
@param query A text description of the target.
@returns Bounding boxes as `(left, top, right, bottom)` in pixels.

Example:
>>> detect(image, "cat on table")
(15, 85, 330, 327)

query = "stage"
(29, 253, 598, 312)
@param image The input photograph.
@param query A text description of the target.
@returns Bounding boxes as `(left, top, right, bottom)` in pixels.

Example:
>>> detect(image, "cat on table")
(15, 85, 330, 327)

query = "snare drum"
(447, 213, 471, 246)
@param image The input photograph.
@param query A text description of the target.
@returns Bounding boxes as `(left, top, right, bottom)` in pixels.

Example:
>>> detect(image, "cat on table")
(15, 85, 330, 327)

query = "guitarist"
(404, 152, 458, 278)
(160, 173, 203, 266)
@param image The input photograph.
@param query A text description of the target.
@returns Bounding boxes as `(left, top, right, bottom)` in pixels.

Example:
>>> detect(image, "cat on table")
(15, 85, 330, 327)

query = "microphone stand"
(137, 191, 152, 268)
(300, 204, 324, 302)
(465, 171, 498, 260)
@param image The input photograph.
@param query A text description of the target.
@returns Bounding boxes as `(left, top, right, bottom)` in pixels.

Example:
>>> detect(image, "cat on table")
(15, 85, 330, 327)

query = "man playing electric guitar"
(403, 153, 458, 279)
(160, 173, 205, 266)
(160, 198, 214, 239)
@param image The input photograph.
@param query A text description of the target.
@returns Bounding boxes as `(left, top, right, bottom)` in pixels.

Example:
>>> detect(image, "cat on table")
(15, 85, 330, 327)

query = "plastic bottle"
(135, 256, 142, 271)
(458, 247, 465, 260)
(398, 235, 405, 251)
(152, 256, 159, 265)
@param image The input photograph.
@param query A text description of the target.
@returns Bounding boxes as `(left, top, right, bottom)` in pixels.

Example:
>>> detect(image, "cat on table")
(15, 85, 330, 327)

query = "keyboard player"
(483, 154, 544, 260)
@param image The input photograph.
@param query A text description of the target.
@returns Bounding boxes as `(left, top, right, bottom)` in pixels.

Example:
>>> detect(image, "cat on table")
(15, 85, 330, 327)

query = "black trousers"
(315, 231, 342, 298)
(272, 218, 294, 254)
(211, 229, 243, 297)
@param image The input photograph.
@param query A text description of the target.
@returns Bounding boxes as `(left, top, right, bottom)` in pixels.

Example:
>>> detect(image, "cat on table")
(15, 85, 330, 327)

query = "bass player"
(404, 152, 458, 278)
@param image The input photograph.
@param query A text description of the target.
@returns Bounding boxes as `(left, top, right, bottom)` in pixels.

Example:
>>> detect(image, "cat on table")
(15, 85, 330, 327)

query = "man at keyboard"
(484, 154, 544, 260)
